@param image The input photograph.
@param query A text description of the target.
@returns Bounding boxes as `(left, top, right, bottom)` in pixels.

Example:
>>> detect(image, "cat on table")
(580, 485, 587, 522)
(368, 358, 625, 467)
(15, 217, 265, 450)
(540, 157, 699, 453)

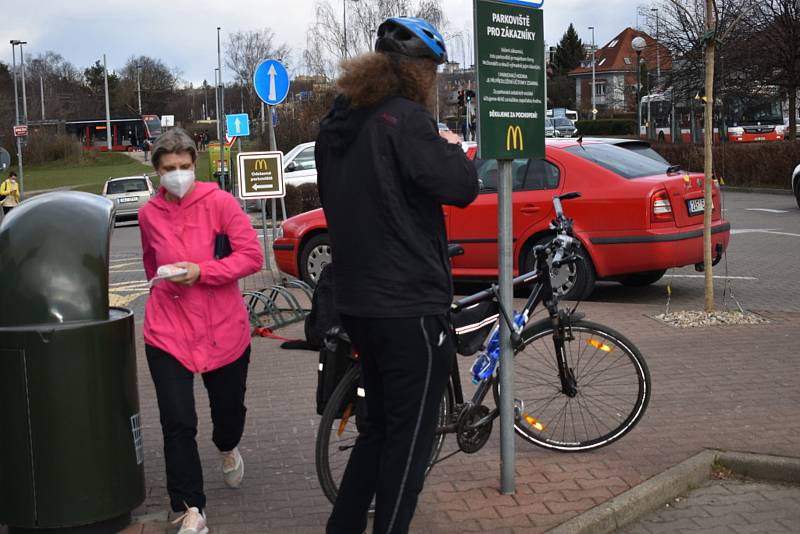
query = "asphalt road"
(108, 190, 800, 320)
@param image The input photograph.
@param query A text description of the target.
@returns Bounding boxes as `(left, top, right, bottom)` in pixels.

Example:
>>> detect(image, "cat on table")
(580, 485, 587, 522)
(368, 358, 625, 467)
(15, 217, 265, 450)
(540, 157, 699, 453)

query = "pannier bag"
(316, 326, 357, 416)
(451, 300, 500, 356)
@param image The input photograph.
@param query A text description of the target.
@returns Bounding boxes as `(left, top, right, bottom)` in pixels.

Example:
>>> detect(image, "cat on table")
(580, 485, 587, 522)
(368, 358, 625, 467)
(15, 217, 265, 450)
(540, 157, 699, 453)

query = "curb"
(720, 185, 793, 196)
(546, 449, 800, 534)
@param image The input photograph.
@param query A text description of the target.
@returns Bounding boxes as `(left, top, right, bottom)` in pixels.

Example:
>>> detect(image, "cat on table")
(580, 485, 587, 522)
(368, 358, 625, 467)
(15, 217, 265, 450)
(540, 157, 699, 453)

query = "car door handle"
(520, 205, 541, 214)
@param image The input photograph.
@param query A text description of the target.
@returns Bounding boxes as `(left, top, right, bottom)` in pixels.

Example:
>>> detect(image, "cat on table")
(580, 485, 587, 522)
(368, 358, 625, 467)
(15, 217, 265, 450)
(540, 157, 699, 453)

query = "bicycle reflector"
(588, 339, 614, 353)
(524, 414, 545, 432)
(338, 403, 353, 436)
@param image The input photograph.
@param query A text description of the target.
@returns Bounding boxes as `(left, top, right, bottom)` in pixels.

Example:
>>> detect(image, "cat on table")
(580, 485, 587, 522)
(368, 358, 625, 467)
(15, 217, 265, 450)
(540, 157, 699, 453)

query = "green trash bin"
(0, 192, 145, 532)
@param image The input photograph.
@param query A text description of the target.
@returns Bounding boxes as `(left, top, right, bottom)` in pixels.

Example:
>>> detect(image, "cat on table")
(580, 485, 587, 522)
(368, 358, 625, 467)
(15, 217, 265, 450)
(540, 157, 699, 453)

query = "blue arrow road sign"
(254, 59, 290, 106)
(226, 113, 250, 137)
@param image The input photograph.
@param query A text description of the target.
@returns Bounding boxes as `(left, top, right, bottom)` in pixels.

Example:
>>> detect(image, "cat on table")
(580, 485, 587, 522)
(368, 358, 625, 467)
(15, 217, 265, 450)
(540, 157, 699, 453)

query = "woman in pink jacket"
(139, 128, 263, 534)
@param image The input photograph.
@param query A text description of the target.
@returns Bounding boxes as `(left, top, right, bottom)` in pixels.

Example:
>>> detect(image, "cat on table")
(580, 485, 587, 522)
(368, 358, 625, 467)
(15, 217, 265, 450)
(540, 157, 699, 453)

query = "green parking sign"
(475, 0, 545, 160)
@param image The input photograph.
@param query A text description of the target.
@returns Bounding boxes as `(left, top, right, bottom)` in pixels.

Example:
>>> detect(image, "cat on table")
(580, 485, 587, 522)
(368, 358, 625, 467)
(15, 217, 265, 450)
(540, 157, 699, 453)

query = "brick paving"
(620, 479, 800, 533)
(114, 299, 800, 533)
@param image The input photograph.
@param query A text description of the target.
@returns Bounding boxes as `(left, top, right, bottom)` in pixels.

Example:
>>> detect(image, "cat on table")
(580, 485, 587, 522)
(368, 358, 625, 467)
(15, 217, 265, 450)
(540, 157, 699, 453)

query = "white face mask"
(160, 169, 195, 198)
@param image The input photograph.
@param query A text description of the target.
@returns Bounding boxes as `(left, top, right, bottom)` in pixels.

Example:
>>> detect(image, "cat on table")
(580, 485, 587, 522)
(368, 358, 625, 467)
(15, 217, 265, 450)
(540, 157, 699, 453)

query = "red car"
(273, 138, 730, 299)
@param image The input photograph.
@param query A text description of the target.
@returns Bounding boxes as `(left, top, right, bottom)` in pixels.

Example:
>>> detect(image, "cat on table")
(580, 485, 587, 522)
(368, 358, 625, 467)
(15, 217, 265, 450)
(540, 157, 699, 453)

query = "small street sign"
(236, 151, 285, 199)
(253, 59, 290, 106)
(475, 0, 545, 159)
(226, 113, 250, 137)
(160, 115, 175, 127)
(13, 125, 28, 137)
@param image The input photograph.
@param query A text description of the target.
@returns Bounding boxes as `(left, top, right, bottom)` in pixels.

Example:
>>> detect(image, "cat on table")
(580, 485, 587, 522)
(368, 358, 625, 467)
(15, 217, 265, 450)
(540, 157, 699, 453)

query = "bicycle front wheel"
(315, 365, 452, 506)
(496, 319, 650, 451)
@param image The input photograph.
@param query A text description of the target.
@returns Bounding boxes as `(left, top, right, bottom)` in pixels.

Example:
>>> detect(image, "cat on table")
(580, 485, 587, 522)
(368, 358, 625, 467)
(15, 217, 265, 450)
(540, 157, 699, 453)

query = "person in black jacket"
(316, 17, 479, 534)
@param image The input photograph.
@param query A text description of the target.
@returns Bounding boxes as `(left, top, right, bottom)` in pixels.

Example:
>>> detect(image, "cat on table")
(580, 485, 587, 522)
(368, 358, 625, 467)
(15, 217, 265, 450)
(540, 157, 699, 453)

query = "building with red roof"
(568, 27, 671, 115)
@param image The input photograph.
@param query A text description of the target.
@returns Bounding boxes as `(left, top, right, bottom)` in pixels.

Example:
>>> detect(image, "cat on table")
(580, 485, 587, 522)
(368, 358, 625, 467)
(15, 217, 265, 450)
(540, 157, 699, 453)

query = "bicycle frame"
(444, 243, 575, 435)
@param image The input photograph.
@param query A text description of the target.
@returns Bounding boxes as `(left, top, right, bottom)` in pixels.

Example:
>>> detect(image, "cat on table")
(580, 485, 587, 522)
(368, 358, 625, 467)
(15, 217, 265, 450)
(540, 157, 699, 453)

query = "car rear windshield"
(564, 143, 668, 179)
(107, 179, 148, 194)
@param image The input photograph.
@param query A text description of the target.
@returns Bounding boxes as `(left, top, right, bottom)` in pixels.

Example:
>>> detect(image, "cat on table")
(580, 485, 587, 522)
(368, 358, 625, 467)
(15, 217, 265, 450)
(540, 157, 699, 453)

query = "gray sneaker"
(221, 447, 244, 488)
(172, 506, 208, 534)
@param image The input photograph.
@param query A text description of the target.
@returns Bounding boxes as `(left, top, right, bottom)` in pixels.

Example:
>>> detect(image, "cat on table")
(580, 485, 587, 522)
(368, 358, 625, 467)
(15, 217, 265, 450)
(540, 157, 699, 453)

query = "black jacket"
(316, 95, 479, 318)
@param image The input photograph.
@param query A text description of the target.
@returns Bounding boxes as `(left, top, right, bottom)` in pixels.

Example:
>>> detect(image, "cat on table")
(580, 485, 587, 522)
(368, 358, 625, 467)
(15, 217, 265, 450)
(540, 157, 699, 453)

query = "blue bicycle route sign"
(253, 59, 290, 106)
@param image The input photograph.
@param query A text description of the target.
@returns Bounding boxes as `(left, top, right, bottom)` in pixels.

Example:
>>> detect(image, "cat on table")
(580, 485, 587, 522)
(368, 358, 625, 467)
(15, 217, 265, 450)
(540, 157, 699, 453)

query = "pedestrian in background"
(0, 171, 21, 214)
(316, 17, 478, 534)
(138, 128, 263, 534)
(142, 138, 151, 163)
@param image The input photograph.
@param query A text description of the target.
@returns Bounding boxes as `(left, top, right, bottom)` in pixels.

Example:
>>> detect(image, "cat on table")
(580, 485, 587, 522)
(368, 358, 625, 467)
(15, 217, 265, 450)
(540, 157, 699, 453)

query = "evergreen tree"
(552, 24, 585, 76)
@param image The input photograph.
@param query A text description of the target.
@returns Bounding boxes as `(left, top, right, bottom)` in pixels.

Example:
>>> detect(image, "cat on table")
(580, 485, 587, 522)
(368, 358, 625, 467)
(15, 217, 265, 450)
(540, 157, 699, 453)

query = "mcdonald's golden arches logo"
(254, 159, 269, 171)
(506, 125, 523, 151)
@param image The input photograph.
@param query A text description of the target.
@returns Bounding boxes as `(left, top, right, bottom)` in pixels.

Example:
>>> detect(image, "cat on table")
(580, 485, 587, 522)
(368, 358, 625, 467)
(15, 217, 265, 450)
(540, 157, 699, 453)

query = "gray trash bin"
(0, 192, 145, 532)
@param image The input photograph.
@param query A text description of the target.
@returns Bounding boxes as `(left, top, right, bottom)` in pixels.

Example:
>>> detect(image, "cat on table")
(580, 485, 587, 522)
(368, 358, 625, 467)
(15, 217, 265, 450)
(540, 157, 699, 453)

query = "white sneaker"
(221, 447, 244, 488)
(172, 506, 208, 534)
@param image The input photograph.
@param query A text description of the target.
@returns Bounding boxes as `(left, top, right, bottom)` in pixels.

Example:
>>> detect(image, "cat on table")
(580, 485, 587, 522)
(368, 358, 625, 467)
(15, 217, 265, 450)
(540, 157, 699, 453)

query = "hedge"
(575, 119, 637, 136)
(652, 141, 800, 189)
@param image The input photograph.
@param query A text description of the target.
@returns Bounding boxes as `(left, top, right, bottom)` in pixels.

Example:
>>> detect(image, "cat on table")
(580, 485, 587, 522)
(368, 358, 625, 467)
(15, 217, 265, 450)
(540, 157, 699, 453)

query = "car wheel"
(619, 269, 667, 287)
(795, 179, 800, 209)
(300, 233, 332, 287)
(522, 236, 596, 300)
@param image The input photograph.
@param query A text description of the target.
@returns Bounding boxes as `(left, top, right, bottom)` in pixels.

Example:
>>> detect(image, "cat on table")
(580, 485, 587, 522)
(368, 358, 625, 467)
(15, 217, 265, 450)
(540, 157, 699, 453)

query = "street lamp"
(136, 64, 142, 115)
(588, 26, 596, 120)
(10, 39, 27, 200)
(632, 36, 646, 139)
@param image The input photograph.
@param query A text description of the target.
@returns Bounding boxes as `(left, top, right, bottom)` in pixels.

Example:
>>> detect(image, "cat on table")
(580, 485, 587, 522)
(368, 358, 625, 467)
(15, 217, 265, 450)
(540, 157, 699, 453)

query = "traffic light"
(457, 90, 465, 107)
(466, 90, 475, 103)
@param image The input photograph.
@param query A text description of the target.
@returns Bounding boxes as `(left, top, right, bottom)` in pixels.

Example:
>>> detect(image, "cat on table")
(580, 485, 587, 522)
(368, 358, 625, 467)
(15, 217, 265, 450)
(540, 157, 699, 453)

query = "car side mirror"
(286, 161, 297, 172)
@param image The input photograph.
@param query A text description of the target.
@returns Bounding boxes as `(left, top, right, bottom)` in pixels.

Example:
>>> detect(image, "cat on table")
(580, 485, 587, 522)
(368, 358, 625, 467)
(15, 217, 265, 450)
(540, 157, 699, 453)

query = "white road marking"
(109, 261, 143, 270)
(745, 208, 789, 213)
(731, 228, 800, 238)
(664, 274, 758, 280)
(110, 269, 146, 273)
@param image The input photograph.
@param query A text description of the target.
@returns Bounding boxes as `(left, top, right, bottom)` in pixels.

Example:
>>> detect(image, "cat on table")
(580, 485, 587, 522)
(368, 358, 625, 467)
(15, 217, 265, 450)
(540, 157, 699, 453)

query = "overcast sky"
(0, 0, 647, 86)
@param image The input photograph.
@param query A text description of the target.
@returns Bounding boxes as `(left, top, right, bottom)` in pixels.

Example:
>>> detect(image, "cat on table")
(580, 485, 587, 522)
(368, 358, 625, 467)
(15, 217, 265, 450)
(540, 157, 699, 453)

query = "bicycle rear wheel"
(315, 365, 452, 506)
(496, 319, 650, 451)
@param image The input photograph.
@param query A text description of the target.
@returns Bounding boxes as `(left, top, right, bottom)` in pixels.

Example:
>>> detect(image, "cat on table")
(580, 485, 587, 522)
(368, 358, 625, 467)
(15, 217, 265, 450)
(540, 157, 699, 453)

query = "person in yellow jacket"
(0, 171, 21, 214)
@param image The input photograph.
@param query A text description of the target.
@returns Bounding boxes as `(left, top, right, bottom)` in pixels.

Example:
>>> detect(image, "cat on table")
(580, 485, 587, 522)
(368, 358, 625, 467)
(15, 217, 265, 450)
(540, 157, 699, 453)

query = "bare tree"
(225, 29, 291, 118)
(304, 0, 446, 78)
(747, 0, 800, 140)
(119, 56, 180, 116)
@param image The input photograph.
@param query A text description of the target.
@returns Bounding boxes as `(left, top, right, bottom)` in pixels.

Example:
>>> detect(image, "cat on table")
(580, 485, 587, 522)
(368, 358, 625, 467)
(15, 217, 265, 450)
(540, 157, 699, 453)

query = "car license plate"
(687, 198, 705, 215)
(119, 197, 138, 204)
(755, 136, 766, 141)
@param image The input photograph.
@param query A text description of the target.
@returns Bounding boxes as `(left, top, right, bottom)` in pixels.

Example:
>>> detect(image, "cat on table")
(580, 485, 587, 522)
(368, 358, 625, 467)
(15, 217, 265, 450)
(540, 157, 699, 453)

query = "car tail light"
(651, 190, 674, 223)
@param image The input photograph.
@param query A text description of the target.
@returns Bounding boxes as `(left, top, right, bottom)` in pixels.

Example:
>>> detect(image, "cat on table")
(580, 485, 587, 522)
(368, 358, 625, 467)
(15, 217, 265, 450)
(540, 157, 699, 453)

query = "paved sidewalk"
(620, 479, 800, 533)
(2, 297, 799, 534)
(124, 299, 799, 533)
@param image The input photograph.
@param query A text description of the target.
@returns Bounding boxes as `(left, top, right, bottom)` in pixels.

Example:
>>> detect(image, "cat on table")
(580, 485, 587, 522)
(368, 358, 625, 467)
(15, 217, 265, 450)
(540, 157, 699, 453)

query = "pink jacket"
(139, 182, 263, 373)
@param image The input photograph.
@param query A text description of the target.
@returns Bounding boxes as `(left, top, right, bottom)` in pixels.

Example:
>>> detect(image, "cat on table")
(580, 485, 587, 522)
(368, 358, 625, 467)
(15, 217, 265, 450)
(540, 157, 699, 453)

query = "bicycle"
(315, 192, 651, 506)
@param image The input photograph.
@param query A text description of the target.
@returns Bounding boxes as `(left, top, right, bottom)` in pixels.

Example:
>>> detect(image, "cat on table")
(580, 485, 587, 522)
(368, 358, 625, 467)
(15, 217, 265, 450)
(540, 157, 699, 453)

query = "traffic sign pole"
(475, 0, 545, 495)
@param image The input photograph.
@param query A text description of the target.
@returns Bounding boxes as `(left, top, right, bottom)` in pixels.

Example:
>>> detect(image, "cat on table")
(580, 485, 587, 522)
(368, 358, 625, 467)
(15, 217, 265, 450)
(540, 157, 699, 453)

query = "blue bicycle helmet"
(375, 17, 448, 65)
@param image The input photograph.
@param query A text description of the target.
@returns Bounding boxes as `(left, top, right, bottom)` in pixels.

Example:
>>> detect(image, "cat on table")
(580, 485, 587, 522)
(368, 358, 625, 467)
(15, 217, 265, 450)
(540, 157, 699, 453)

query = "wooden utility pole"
(703, 0, 716, 313)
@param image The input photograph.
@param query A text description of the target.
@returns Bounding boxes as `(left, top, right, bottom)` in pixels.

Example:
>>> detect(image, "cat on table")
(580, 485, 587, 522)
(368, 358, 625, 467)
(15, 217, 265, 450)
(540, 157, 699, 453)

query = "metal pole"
(267, 104, 286, 242)
(497, 159, 515, 494)
(217, 27, 227, 192)
(260, 101, 266, 134)
(10, 42, 25, 200)
(652, 9, 660, 87)
(590, 27, 596, 119)
(637, 52, 642, 138)
(39, 75, 45, 120)
(20, 44, 28, 124)
(103, 54, 112, 150)
(343, 0, 347, 60)
(137, 65, 142, 115)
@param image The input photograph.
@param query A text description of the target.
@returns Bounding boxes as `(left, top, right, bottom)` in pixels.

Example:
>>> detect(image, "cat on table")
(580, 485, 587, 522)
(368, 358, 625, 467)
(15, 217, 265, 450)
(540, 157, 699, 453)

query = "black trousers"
(146, 344, 250, 512)
(327, 314, 454, 534)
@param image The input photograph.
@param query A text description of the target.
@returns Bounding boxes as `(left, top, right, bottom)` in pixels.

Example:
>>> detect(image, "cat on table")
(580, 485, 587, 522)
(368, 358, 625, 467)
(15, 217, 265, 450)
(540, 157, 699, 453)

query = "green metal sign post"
(474, 0, 544, 495)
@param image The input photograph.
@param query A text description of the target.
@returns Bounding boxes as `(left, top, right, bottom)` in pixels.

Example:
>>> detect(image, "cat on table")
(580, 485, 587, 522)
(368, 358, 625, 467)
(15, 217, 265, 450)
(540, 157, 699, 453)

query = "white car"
(792, 163, 800, 208)
(283, 141, 318, 186)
